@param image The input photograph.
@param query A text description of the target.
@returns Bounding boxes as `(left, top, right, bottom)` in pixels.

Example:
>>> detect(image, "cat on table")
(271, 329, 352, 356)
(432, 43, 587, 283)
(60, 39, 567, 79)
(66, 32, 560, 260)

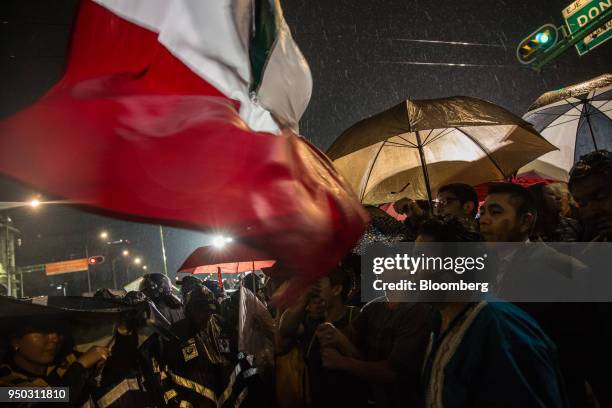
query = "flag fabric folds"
(0, 0, 368, 284)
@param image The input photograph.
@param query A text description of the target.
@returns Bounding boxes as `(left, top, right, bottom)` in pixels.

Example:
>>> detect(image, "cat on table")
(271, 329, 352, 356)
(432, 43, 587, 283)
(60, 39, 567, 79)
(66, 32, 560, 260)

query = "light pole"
(159, 225, 168, 276)
(9, 202, 37, 297)
(0, 208, 26, 297)
(102, 238, 133, 289)
(2, 215, 12, 296)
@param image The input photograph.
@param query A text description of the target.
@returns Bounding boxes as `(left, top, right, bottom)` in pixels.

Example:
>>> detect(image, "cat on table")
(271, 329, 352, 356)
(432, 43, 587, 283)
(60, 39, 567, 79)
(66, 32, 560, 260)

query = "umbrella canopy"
(178, 242, 276, 274)
(518, 74, 612, 181)
(328, 96, 556, 205)
(473, 174, 557, 203)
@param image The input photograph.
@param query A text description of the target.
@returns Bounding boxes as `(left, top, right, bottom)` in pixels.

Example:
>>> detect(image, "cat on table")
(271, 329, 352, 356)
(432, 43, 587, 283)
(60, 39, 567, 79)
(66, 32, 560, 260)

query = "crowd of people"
(1, 149, 611, 407)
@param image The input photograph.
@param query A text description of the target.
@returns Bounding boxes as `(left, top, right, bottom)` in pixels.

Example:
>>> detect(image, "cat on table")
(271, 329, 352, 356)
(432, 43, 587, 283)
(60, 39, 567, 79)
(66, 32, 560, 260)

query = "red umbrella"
(473, 174, 558, 203)
(178, 242, 276, 288)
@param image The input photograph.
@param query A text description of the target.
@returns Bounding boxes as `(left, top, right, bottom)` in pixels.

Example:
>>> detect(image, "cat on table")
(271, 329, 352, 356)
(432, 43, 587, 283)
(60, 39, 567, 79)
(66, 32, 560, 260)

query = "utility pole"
(85, 245, 92, 293)
(4, 216, 11, 297)
(1, 215, 18, 297)
(159, 225, 168, 276)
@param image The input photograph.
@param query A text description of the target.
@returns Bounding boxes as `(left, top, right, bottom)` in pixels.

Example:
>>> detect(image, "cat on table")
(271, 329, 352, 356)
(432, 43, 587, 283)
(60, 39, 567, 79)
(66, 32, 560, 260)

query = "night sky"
(0, 0, 610, 294)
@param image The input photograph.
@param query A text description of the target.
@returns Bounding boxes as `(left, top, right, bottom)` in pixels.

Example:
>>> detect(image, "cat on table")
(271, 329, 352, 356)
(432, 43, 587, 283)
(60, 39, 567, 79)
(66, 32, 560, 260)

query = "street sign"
(45, 258, 89, 276)
(563, 0, 612, 56)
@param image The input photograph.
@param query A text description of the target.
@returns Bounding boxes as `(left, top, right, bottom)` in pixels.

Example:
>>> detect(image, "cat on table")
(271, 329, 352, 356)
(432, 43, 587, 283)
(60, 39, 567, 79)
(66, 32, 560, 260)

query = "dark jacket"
(497, 242, 600, 407)
(0, 352, 91, 407)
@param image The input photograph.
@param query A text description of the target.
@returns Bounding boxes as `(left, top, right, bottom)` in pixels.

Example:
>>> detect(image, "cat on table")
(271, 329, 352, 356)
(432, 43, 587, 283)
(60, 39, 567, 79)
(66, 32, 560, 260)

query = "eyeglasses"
(433, 197, 460, 207)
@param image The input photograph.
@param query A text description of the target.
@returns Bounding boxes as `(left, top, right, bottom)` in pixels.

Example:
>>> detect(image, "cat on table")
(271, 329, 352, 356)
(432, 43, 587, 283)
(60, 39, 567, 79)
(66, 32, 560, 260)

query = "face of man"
(315, 276, 342, 306)
(479, 193, 531, 242)
(435, 190, 474, 218)
(12, 330, 63, 366)
(571, 173, 612, 240)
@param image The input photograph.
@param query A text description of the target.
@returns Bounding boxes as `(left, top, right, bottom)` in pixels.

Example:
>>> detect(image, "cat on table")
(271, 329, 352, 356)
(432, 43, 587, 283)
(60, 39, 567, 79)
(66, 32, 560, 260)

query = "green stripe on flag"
(250, 0, 278, 93)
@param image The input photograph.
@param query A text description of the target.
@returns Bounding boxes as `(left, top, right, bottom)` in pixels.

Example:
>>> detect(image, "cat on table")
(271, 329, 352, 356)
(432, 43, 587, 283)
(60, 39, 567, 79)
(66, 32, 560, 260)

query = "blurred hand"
(77, 346, 110, 369)
(316, 322, 341, 348)
(393, 198, 423, 218)
(321, 347, 345, 370)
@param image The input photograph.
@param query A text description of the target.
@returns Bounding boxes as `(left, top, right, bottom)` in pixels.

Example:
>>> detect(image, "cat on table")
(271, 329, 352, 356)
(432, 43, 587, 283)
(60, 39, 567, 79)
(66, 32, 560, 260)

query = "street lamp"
(99, 231, 109, 240)
(29, 199, 40, 208)
(142, 265, 147, 270)
(122, 249, 129, 257)
(133, 257, 142, 265)
(212, 235, 233, 249)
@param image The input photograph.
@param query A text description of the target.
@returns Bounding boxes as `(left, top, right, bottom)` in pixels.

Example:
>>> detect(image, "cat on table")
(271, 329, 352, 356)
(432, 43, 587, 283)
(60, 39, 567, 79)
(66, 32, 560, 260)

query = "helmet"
(185, 285, 219, 323)
(176, 275, 203, 299)
(203, 279, 224, 298)
(139, 273, 172, 300)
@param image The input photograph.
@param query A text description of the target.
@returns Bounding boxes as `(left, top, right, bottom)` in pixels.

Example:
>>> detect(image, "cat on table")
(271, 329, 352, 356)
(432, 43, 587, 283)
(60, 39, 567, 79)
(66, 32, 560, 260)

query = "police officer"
(176, 275, 204, 302)
(0, 317, 109, 406)
(139, 273, 184, 325)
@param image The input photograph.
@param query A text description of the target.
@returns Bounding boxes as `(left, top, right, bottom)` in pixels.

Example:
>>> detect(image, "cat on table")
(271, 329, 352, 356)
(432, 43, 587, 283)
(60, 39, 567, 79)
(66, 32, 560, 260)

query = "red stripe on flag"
(54, 0, 226, 98)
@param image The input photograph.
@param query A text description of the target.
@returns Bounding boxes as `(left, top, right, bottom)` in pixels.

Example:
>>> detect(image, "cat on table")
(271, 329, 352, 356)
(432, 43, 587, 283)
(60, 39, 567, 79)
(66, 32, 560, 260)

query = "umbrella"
(179, 243, 276, 274)
(352, 206, 410, 254)
(178, 242, 276, 289)
(327, 96, 556, 206)
(473, 174, 557, 203)
(518, 73, 612, 181)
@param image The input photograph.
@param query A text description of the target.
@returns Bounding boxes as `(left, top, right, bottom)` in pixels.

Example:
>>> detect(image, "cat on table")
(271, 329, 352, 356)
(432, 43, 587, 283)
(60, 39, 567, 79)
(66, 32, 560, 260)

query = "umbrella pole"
(217, 266, 223, 289)
(415, 131, 434, 211)
(252, 261, 256, 294)
(585, 107, 599, 151)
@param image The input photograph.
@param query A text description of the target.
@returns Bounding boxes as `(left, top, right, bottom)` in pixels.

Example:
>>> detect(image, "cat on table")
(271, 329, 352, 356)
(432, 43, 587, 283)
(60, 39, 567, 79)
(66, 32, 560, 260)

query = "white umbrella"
(328, 96, 556, 205)
(518, 74, 611, 181)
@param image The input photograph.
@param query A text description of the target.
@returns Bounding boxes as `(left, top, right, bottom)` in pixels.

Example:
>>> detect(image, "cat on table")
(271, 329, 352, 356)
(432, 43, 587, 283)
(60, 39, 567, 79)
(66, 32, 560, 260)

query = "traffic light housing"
(516, 24, 559, 65)
(88, 255, 105, 265)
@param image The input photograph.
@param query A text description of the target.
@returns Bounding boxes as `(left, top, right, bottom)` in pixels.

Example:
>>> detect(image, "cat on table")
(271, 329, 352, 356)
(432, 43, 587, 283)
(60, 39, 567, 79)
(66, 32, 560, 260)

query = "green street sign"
(563, 0, 612, 56)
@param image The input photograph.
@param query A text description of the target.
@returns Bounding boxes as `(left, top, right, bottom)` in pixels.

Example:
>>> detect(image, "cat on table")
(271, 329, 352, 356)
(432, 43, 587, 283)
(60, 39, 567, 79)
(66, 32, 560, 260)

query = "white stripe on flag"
(93, 0, 311, 134)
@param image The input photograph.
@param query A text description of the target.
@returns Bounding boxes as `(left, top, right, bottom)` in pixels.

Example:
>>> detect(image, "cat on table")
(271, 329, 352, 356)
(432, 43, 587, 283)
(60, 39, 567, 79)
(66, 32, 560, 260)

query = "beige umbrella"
(327, 96, 557, 205)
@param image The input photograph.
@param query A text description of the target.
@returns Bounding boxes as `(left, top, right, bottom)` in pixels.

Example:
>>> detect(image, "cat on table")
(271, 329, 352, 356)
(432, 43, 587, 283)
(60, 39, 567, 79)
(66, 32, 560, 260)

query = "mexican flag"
(0, 0, 368, 284)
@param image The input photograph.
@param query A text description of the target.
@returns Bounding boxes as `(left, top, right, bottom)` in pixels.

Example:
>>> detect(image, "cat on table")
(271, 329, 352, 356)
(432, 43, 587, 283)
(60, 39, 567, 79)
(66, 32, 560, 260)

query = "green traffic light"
(535, 32, 550, 43)
(516, 24, 558, 65)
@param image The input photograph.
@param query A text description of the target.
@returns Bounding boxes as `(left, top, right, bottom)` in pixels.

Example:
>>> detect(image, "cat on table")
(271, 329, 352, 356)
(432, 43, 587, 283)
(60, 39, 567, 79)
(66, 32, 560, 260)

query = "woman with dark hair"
(528, 182, 581, 242)
(0, 318, 109, 405)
